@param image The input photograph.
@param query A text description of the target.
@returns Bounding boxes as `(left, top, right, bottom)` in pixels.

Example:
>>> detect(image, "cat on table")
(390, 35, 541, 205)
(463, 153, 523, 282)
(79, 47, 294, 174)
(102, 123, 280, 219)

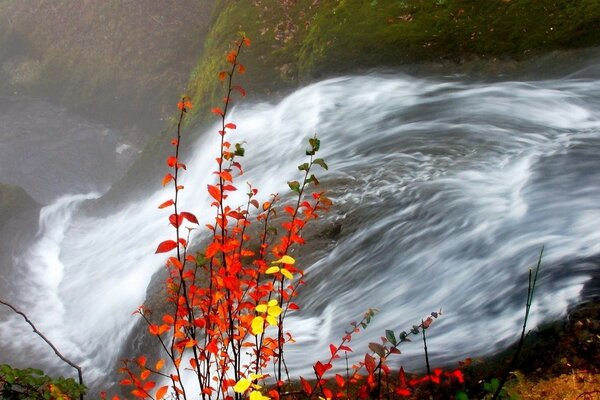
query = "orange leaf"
(148, 325, 160, 335)
(155, 386, 168, 400)
(226, 50, 237, 64)
(142, 381, 155, 392)
(158, 199, 174, 209)
(162, 173, 174, 187)
(211, 107, 224, 116)
(238, 64, 246, 74)
(242, 37, 251, 47)
(155, 359, 165, 371)
(224, 123, 237, 130)
(219, 71, 228, 81)
(207, 184, 221, 201)
(140, 370, 151, 381)
(162, 314, 175, 325)
(155, 240, 177, 254)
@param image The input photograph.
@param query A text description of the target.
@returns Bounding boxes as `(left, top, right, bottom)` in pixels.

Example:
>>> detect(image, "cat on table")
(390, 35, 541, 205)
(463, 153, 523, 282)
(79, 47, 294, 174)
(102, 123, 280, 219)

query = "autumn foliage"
(115, 36, 471, 400)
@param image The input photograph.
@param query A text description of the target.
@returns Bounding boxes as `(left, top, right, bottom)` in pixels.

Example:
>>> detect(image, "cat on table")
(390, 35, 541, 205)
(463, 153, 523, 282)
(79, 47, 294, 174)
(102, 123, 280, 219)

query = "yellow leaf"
(280, 268, 294, 280)
(233, 378, 251, 393)
(266, 315, 278, 326)
(268, 305, 282, 318)
(267, 299, 278, 307)
(265, 266, 280, 274)
(251, 316, 264, 335)
(273, 255, 295, 265)
(249, 390, 270, 400)
(256, 304, 267, 313)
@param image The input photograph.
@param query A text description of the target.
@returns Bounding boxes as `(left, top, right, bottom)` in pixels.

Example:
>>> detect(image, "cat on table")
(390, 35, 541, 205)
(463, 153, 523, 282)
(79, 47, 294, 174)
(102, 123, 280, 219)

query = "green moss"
(0, 183, 37, 222)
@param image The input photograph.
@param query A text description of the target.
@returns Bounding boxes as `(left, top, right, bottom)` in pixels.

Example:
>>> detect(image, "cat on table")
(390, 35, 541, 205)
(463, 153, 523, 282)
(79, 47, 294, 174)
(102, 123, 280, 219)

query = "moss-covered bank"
(183, 0, 600, 127)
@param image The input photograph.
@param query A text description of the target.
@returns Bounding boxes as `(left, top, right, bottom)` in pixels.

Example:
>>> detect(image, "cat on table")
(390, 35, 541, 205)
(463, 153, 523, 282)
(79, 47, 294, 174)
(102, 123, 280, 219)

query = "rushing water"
(1, 66, 600, 390)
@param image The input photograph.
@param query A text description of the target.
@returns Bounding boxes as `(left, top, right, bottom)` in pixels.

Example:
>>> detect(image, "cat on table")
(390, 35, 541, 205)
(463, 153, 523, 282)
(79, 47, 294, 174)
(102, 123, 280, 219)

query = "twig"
(0, 299, 84, 400)
(492, 246, 543, 400)
(422, 321, 434, 398)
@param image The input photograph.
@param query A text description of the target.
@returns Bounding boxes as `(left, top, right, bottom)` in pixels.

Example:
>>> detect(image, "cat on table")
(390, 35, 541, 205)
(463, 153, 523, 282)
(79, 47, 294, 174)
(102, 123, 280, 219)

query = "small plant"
(0, 365, 85, 400)
(118, 36, 331, 400)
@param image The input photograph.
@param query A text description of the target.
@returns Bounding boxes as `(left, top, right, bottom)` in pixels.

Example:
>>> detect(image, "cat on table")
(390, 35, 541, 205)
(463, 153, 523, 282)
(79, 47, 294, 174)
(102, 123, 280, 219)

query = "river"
(0, 58, 599, 392)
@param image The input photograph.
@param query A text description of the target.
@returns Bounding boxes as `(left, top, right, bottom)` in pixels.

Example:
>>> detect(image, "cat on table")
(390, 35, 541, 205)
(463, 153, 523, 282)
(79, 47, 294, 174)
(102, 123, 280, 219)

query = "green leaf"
(288, 180, 300, 193)
(234, 143, 245, 157)
(385, 330, 397, 346)
(455, 391, 469, 400)
(298, 162, 309, 171)
(313, 158, 328, 170)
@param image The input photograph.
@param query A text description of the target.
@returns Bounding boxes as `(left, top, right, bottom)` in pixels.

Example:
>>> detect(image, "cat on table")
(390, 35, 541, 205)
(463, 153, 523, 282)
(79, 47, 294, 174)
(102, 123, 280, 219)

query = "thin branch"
(0, 299, 84, 400)
(492, 246, 543, 400)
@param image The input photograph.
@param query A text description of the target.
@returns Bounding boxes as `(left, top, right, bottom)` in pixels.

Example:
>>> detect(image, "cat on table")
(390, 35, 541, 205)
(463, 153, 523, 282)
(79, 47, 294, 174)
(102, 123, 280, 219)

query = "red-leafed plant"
(117, 36, 332, 400)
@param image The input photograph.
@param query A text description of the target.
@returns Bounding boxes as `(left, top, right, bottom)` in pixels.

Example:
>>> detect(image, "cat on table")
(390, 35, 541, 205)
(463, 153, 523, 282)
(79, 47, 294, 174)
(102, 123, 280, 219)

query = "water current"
(1, 64, 599, 390)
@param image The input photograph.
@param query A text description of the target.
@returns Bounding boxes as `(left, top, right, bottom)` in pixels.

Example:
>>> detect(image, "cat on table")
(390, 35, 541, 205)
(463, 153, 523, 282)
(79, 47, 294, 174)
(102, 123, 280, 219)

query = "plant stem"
(492, 246, 543, 400)
(0, 299, 84, 400)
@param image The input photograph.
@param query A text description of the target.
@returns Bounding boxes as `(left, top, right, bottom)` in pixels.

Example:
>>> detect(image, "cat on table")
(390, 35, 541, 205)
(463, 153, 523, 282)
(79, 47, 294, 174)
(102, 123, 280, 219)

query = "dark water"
(0, 62, 599, 391)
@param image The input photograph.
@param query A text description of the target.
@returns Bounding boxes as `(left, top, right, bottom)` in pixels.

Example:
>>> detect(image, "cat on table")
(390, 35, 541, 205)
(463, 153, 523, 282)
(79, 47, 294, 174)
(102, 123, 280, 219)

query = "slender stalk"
(492, 247, 543, 400)
(422, 321, 434, 398)
(0, 300, 84, 400)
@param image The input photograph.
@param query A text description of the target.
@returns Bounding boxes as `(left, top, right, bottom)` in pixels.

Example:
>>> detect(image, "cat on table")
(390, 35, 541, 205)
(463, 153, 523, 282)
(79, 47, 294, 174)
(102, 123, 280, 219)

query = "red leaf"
(339, 345, 352, 352)
(218, 71, 227, 81)
(207, 184, 221, 201)
(335, 374, 345, 388)
(329, 344, 337, 357)
(169, 213, 184, 228)
(178, 238, 187, 248)
(158, 199, 174, 209)
(155, 240, 177, 254)
(232, 85, 246, 97)
(225, 123, 237, 130)
(180, 211, 199, 224)
(399, 367, 407, 387)
(142, 381, 156, 392)
(130, 389, 148, 398)
(364, 354, 376, 374)
(166, 156, 177, 167)
(242, 37, 251, 47)
(238, 64, 246, 74)
(300, 377, 312, 394)
(288, 303, 300, 310)
(211, 107, 224, 116)
(314, 361, 331, 377)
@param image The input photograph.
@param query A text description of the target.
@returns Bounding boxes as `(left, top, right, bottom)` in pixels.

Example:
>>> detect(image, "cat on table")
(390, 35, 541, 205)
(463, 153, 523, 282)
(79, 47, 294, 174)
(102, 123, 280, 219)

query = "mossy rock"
(0, 183, 38, 223)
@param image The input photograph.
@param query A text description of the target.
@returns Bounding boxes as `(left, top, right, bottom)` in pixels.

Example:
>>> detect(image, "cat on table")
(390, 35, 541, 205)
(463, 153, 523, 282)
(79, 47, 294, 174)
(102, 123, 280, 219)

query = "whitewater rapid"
(2, 69, 600, 388)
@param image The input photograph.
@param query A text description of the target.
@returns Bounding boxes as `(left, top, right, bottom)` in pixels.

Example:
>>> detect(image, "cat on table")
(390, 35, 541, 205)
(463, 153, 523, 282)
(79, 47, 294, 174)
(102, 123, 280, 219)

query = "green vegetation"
(0, 364, 85, 400)
(183, 0, 600, 127)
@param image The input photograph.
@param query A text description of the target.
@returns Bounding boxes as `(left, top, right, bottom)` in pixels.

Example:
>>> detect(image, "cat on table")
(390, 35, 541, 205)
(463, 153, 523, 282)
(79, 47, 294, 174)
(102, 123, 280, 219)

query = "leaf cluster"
(0, 365, 86, 400)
